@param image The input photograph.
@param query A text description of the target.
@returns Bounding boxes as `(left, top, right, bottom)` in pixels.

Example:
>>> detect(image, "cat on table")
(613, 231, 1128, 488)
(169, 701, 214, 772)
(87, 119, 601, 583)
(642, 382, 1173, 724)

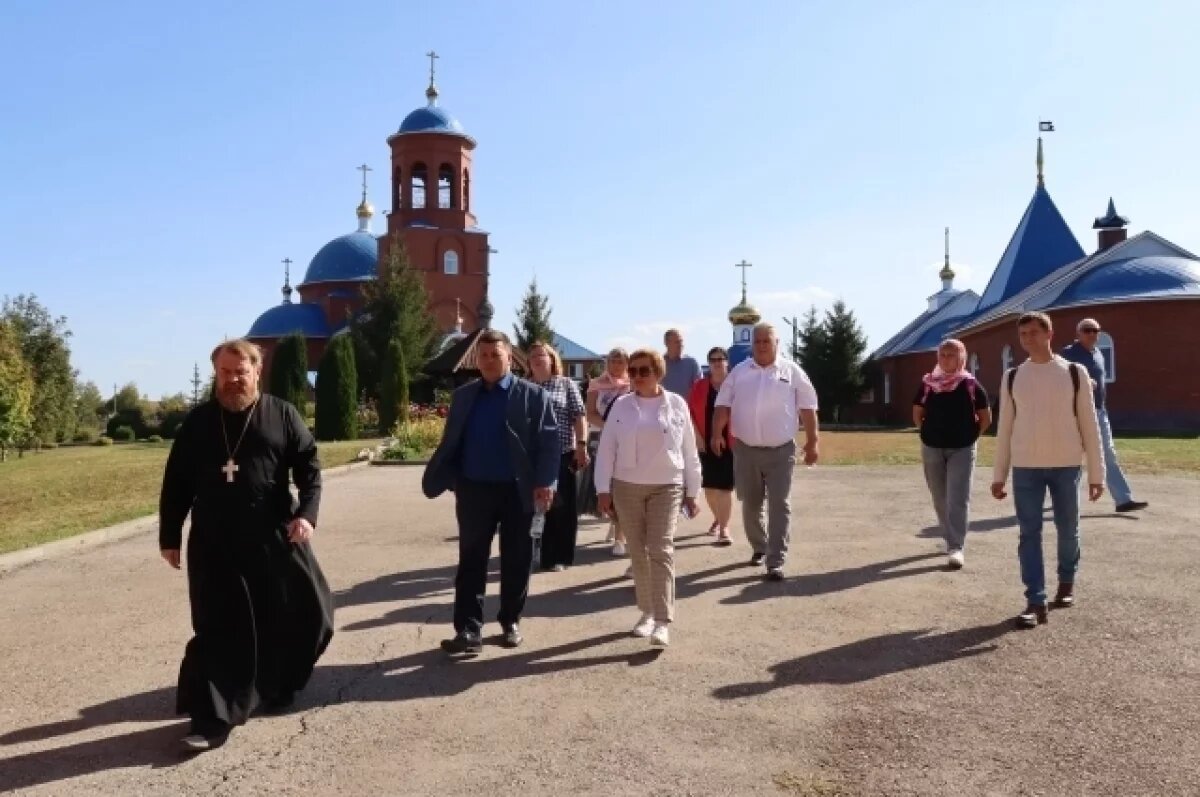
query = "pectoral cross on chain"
(221, 458, 239, 483)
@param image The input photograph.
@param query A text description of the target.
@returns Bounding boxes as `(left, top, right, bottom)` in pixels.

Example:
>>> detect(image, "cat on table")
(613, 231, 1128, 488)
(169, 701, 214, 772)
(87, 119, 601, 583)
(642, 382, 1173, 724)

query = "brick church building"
(865, 136, 1200, 431)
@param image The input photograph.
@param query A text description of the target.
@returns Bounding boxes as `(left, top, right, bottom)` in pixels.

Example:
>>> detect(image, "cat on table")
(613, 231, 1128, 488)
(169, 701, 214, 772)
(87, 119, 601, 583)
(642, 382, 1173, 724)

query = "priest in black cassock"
(159, 339, 334, 752)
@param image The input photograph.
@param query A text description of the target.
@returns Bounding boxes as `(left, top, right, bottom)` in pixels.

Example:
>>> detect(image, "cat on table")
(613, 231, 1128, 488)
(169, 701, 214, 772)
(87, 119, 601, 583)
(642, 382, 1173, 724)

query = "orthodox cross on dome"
(734, 259, 752, 303)
(1037, 120, 1054, 185)
(425, 50, 440, 104)
(281, 257, 294, 304)
(357, 163, 372, 203)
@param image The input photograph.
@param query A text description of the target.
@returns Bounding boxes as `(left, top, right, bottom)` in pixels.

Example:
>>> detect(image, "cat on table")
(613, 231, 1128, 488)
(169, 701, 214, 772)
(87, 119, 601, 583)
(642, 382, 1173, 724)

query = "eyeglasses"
(708, 358, 727, 364)
(628, 365, 655, 378)
(1079, 328, 1100, 334)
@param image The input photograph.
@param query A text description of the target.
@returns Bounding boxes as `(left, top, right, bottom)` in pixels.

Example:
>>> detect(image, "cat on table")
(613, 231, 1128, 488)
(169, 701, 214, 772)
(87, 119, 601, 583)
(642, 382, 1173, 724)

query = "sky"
(2, 1, 1198, 398)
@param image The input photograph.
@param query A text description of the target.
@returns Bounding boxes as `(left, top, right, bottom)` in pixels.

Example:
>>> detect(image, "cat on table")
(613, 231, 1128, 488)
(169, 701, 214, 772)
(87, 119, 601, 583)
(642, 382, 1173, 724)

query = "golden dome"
(356, 199, 374, 218)
(728, 299, 761, 326)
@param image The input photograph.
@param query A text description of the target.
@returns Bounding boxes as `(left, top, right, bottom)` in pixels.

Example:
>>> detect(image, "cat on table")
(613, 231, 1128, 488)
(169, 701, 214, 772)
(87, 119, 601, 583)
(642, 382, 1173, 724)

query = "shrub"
(378, 338, 410, 433)
(315, 335, 359, 441)
(72, 429, 96, 443)
(112, 425, 135, 442)
(40, 439, 59, 450)
(146, 434, 164, 443)
(93, 435, 114, 446)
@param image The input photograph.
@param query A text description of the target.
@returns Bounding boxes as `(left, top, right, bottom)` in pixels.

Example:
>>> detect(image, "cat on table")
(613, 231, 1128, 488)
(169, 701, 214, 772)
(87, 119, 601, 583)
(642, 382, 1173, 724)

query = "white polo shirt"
(714, 356, 819, 448)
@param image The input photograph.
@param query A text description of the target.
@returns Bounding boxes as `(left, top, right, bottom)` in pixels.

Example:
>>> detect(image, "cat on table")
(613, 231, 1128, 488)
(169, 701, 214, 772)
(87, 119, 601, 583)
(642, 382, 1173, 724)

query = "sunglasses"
(628, 365, 655, 378)
(708, 358, 727, 364)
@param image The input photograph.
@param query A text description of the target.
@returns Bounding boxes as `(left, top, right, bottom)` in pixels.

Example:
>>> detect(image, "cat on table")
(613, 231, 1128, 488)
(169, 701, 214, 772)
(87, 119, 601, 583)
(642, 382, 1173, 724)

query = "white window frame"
(443, 250, 459, 275)
(1098, 331, 1115, 383)
(969, 353, 980, 377)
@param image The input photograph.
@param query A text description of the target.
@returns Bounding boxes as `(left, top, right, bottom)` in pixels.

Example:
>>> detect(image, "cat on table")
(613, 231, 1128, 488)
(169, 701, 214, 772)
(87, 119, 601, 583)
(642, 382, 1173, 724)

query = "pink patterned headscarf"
(922, 339, 972, 394)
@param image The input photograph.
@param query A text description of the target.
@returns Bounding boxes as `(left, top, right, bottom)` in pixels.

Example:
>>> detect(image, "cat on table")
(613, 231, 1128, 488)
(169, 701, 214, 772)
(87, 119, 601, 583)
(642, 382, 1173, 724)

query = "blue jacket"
(421, 375, 560, 511)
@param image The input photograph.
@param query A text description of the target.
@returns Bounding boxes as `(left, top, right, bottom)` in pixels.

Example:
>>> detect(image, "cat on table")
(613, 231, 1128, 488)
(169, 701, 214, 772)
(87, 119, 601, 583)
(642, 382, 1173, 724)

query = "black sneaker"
(180, 719, 229, 753)
(1115, 501, 1149, 512)
(501, 625, 524, 648)
(440, 631, 483, 656)
(261, 691, 295, 715)
(1015, 604, 1048, 629)
(749, 552, 765, 567)
(765, 568, 785, 582)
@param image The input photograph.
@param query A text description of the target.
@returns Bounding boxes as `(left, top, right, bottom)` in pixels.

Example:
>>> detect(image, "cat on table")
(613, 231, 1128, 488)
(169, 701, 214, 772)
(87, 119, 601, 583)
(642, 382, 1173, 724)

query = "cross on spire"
(1036, 120, 1053, 185)
(281, 257, 293, 303)
(425, 50, 440, 104)
(734, 259, 752, 302)
(356, 163, 372, 203)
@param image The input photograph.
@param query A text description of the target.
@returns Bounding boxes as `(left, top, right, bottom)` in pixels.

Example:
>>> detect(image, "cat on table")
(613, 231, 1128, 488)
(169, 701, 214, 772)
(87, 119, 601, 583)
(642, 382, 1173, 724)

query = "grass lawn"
(0, 438, 381, 555)
(1, 432, 1194, 556)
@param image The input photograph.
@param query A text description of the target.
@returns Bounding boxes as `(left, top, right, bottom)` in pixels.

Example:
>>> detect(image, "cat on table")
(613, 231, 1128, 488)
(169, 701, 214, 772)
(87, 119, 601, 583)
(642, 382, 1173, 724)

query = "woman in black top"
(912, 339, 992, 570)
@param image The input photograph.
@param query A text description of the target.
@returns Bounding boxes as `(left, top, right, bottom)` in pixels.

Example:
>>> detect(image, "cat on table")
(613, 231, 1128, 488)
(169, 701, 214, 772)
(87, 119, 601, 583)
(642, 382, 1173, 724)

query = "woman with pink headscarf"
(912, 339, 993, 570)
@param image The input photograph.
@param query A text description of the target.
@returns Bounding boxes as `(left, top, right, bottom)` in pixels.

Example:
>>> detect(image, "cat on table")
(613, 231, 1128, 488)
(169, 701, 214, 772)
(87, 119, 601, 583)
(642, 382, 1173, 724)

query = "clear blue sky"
(2, 1, 1197, 398)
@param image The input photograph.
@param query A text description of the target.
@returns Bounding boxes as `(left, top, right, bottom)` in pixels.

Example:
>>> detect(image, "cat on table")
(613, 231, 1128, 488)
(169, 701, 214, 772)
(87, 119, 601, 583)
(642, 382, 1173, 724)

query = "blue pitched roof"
(247, 302, 330, 338)
(553, 333, 601, 360)
(870, 290, 980, 358)
(300, 231, 378, 285)
(976, 184, 1085, 311)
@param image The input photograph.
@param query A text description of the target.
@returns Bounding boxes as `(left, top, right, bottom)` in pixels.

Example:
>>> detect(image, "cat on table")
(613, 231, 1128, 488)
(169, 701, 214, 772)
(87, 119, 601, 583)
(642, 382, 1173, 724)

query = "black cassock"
(159, 394, 334, 727)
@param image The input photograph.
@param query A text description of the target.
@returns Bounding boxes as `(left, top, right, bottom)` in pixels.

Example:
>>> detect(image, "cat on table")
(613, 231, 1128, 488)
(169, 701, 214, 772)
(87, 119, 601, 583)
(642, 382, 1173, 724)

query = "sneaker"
(1116, 500, 1149, 512)
(612, 541, 627, 557)
(707, 521, 720, 536)
(500, 625, 524, 649)
(605, 523, 616, 543)
(749, 552, 765, 567)
(1015, 604, 1048, 629)
(1052, 582, 1075, 608)
(765, 567, 785, 582)
(715, 530, 733, 547)
(947, 550, 965, 570)
(650, 624, 670, 647)
(180, 720, 229, 753)
(631, 613, 655, 638)
(440, 631, 483, 656)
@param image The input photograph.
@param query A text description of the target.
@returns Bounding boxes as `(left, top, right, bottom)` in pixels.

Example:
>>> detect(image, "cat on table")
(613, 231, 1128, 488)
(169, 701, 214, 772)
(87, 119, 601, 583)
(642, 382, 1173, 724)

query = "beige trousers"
(611, 479, 682, 623)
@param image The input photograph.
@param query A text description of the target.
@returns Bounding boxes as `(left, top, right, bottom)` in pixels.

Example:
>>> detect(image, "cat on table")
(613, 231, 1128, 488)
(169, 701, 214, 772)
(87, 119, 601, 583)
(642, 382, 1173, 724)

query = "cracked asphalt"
(0, 464, 1197, 796)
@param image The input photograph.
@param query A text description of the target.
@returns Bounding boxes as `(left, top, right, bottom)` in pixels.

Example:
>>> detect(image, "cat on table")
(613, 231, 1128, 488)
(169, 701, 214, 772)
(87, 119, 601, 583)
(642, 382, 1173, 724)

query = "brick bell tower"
(379, 51, 494, 334)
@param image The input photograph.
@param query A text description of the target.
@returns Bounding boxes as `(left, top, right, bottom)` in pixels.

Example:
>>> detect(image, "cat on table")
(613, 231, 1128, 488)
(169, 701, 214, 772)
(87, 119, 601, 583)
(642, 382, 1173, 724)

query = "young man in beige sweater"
(991, 312, 1105, 629)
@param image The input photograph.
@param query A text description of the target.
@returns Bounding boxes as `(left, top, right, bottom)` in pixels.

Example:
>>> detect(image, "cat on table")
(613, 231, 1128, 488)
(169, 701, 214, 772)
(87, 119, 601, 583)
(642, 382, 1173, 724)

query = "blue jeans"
(1097, 408, 1134, 505)
(1013, 467, 1081, 606)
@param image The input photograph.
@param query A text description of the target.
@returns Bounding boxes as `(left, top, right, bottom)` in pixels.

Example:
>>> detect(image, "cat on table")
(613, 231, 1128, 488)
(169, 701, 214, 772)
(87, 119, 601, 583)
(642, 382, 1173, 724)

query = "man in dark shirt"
(1062, 318, 1148, 513)
(422, 330, 559, 655)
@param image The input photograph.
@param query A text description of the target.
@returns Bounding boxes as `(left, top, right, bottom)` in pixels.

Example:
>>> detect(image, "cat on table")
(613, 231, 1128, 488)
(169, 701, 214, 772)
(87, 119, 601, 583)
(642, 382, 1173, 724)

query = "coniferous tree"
(351, 236, 437, 401)
(797, 305, 829, 382)
(819, 300, 869, 422)
(315, 335, 359, 441)
(378, 338, 410, 434)
(0, 321, 34, 461)
(513, 279, 555, 351)
(268, 332, 309, 413)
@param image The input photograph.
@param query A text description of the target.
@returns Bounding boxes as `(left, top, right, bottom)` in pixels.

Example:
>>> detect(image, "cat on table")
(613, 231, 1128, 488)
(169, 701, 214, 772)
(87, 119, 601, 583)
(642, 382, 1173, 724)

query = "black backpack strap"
(1068, 363, 1081, 417)
(1006, 368, 1017, 417)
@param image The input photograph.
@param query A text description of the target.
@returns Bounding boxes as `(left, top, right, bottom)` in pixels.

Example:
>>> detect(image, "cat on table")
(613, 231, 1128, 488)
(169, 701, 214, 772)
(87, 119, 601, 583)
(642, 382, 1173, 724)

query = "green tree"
(819, 300, 869, 422)
(350, 236, 437, 401)
(1, 295, 77, 443)
(797, 305, 829, 384)
(378, 338, 410, 434)
(73, 380, 106, 435)
(315, 335, 359, 441)
(268, 332, 309, 412)
(513, 278, 555, 351)
(0, 321, 35, 461)
(104, 382, 143, 416)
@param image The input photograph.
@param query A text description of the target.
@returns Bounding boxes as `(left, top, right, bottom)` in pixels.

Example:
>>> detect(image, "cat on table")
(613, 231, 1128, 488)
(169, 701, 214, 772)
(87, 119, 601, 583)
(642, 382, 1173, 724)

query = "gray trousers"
(920, 443, 976, 551)
(733, 440, 796, 569)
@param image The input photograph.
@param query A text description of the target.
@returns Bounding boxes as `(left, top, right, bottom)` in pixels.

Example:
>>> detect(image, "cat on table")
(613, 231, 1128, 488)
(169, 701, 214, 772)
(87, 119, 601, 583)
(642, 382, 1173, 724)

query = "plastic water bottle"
(530, 509, 546, 539)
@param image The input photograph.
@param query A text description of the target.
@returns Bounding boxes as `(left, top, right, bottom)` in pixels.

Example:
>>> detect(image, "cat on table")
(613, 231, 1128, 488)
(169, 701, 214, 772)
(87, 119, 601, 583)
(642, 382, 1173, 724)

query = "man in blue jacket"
(1062, 317, 1148, 513)
(423, 329, 560, 655)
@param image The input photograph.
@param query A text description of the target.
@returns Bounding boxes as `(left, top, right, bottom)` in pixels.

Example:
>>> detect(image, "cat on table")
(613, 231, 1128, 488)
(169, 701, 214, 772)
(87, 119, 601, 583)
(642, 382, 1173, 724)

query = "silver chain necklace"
(218, 396, 259, 483)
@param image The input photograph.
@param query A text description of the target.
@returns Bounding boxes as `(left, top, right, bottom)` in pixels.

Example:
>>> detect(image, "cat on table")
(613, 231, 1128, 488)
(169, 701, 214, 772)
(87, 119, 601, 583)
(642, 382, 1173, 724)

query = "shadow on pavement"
(711, 619, 1012, 698)
(719, 552, 946, 606)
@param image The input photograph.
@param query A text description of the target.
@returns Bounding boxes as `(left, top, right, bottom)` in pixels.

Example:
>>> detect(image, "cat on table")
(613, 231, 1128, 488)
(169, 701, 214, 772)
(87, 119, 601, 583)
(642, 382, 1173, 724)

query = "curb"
(0, 459, 374, 577)
(369, 459, 431, 467)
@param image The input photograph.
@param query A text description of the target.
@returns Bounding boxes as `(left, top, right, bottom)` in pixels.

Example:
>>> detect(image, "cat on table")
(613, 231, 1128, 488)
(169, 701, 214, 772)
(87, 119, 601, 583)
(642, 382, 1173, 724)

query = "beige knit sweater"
(992, 356, 1105, 485)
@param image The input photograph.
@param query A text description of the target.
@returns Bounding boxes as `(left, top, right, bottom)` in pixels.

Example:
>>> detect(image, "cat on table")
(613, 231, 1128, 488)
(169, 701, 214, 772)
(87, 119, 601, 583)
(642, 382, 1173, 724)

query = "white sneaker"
(605, 523, 616, 544)
(650, 624, 670, 647)
(948, 549, 965, 570)
(631, 614, 655, 637)
(612, 541, 627, 556)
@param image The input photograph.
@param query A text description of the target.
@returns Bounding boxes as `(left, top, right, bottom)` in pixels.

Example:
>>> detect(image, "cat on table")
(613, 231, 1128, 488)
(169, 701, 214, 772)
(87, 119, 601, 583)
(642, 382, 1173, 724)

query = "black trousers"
(541, 452, 580, 568)
(453, 478, 534, 635)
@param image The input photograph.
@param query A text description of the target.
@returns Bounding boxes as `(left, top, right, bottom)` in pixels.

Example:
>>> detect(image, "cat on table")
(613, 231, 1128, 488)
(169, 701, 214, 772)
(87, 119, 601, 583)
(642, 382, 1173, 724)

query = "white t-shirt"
(633, 395, 666, 462)
(714, 357, 819, 447)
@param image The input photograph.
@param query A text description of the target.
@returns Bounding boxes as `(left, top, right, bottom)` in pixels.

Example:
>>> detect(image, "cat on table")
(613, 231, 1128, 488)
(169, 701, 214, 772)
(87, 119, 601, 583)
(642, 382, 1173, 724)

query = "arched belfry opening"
(410, 162, 428, 209)
(463, 169, 471, 212)
(438, 164, 455, 209)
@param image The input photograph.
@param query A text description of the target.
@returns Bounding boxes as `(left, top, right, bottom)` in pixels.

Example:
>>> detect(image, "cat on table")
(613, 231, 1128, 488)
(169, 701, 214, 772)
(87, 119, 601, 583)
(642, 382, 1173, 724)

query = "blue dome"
(1055, 256, 1200, 305)
(399, 106, 467, 136)
(300, 231, 378, 285)
(247, 302, 331, 338)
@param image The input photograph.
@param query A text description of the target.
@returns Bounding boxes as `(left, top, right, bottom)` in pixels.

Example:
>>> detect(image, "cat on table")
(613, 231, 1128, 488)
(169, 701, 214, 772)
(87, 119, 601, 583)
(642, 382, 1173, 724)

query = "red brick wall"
(867, 299, 1200, 431)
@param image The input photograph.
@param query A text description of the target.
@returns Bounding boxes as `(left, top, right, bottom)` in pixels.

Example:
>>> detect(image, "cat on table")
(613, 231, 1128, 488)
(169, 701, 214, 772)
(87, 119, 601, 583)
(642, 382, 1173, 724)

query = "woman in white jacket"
(595, 348, 701, 647)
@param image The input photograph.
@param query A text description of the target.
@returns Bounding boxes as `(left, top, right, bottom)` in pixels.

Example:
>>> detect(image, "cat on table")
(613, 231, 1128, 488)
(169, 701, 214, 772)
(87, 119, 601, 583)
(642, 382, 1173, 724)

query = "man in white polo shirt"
(710, 322, 820, 581)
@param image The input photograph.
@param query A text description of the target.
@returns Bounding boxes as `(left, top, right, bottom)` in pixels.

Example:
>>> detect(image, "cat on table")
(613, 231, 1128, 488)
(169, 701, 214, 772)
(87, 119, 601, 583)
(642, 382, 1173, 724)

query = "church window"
(883, 373, 892, 405)
(410, 162, 428, 209)
(969, 353, 979, 377)
(443, 250, 459, 275)
(463, 169, 471, 212)
(1001, 345, 1013, 372)
(438, 164, 454, 209)
(1098, 331, 1115, 383)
